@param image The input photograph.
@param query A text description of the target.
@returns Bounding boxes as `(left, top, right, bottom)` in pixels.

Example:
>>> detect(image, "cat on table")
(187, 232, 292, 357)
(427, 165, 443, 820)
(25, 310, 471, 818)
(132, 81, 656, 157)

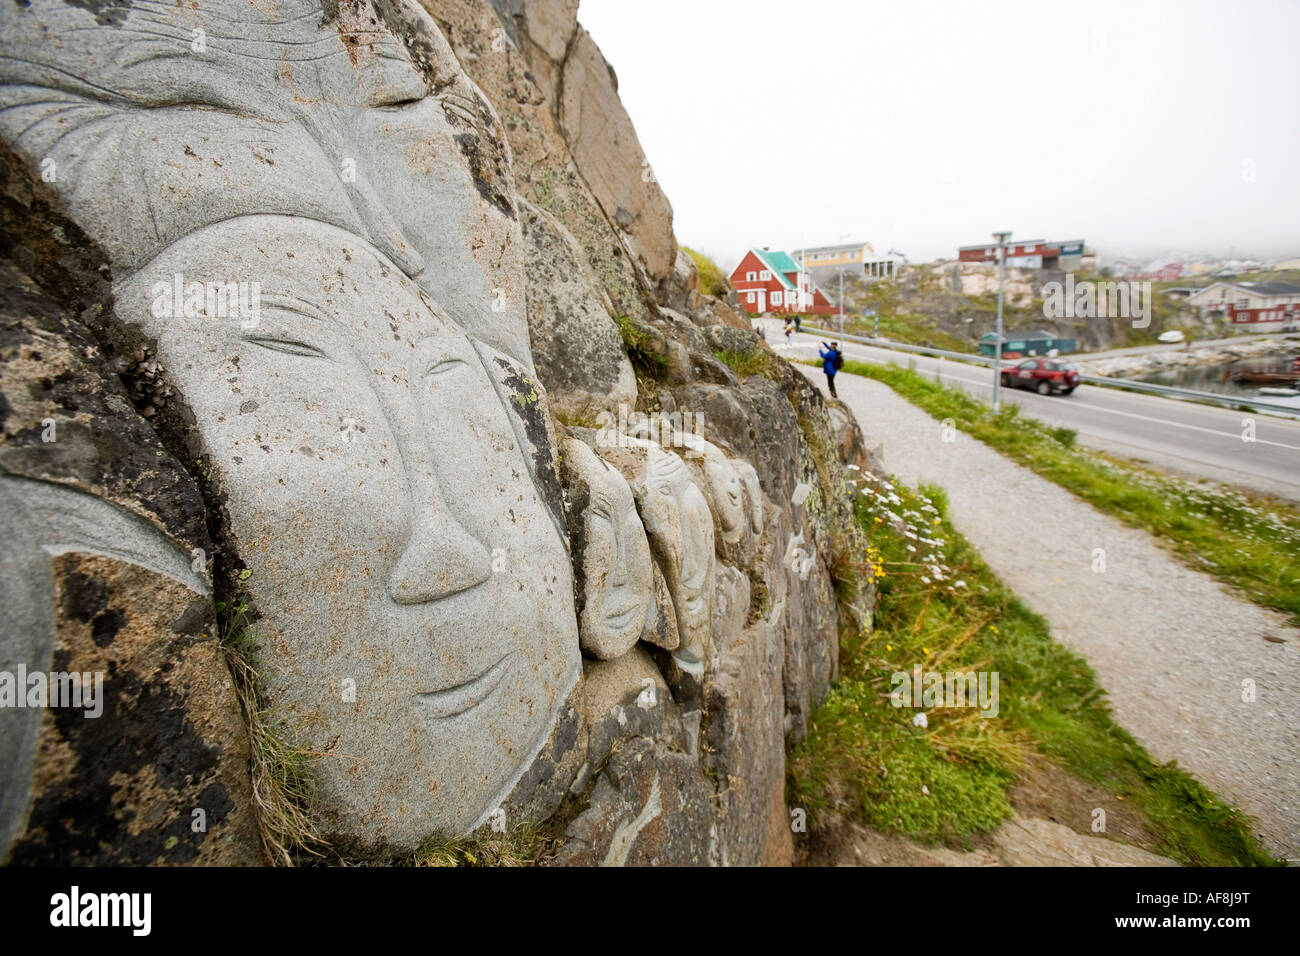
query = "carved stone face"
(734, 461, 765, 536)
(0, 0, 581, 848)
(636, 446, 714, 670)
(561, 439, 654, 660)
(114, 218, 579, 848)
(698, 444, 746, 545)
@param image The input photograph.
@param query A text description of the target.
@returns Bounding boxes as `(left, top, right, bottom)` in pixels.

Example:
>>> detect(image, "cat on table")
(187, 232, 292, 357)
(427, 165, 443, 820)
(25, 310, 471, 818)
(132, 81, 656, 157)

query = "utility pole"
(991, 230, 1012, 412)
(838, 233, 848, 334)
(842, 234, 852, 335)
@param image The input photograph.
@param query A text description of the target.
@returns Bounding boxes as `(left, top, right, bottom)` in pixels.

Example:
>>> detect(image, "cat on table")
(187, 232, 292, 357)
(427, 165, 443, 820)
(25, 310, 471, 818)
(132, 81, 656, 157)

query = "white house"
(1185, 281, 1300, 331)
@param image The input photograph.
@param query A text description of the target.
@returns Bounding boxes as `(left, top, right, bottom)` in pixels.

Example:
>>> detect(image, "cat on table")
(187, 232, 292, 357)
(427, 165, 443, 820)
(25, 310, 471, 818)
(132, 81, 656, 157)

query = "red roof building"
(958, 239, 1087, 270)
(729, 248, 836, 316)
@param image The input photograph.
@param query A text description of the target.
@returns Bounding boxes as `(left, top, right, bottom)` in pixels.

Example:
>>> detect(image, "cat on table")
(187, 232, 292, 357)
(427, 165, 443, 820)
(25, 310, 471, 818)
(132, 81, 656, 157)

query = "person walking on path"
(784, 320, 795, 346)
(819, 340, 842, 397)
(792, 314, 802, 333)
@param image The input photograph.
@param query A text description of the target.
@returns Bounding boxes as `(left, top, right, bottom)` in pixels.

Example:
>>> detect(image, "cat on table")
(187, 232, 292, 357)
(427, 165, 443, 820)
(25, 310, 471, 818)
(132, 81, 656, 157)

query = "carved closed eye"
(245, 336, 327, 359)
(376, 96, 425, 111)
(425, 357, 469, 378)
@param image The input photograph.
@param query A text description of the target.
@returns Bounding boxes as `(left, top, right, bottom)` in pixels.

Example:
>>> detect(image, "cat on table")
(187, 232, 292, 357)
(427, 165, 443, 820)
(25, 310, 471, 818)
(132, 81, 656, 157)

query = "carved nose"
(345, 174, 426, 279)
(387, 510, 491, 605)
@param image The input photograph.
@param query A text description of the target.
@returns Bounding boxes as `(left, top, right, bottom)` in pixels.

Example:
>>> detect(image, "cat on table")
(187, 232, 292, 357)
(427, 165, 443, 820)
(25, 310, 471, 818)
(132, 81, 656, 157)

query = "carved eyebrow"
(242, 334, 327, 359)
(257, 292, 332, 325)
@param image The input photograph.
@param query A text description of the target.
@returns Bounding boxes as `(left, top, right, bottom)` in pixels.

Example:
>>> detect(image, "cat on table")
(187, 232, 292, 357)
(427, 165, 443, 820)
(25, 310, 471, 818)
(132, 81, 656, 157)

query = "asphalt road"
(767, 326, 1300, 502)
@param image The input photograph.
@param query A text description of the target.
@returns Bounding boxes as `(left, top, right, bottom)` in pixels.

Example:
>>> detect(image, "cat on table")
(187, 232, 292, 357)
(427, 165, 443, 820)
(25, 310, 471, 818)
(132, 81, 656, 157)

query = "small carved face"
(563, 439, 654, 659)
(702, 453, 745, 543)
(734, 461, 765, 536)
(114, 219, 579, 847)
(640, 449, 714, 652)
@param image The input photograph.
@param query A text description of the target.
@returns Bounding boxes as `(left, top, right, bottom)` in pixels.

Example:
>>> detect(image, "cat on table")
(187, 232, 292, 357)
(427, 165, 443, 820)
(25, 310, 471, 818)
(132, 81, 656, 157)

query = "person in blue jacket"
(819, 341, 841, 398)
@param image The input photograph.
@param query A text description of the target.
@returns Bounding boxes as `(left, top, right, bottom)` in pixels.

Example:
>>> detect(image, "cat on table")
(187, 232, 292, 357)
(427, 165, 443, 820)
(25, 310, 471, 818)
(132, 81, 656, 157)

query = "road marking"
(1037, 400, 1300, 452)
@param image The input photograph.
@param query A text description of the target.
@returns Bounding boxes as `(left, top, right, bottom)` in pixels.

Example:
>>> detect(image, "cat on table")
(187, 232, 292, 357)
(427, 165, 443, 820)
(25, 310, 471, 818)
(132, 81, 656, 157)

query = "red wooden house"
(729, 248, 836, 316)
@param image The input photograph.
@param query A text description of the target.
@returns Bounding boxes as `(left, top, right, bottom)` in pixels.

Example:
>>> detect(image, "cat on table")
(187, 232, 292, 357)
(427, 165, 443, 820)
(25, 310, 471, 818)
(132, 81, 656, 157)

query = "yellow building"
(792, 241, 902, 279)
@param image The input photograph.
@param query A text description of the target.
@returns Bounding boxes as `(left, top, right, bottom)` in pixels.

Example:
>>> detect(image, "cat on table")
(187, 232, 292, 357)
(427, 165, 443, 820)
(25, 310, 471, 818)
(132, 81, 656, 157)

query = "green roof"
(752, 249, 800, 289)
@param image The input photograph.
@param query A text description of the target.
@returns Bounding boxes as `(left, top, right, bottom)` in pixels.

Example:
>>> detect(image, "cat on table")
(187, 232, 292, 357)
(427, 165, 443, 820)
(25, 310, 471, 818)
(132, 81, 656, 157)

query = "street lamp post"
(991, 230, 1012, 412)
(837, 232, 849, 334)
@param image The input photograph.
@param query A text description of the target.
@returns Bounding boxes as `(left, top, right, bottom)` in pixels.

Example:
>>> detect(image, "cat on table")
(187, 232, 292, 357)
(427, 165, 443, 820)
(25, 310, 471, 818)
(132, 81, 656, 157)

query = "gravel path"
(803, 365, 1300, 859)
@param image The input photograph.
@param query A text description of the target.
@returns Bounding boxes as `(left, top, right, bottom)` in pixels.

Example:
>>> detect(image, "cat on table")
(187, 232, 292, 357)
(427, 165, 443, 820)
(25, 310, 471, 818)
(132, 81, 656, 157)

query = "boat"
(1227, 370, 1300, 385)
(1258, 386, 1300, 397)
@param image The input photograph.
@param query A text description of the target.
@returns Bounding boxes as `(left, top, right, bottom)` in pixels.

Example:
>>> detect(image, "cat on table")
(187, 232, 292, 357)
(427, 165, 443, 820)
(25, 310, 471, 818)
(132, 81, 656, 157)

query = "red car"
(1001, 357, 1080, 395)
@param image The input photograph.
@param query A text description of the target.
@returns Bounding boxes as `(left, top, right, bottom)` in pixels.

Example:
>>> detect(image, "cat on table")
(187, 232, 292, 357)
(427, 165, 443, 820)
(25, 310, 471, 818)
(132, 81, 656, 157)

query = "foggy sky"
(577, 0, 1300, 269)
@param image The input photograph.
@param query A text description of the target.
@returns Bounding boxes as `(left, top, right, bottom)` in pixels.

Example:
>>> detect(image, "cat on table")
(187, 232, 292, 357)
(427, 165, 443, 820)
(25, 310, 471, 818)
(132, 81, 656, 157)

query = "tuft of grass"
(554, 410, 600, 430)
(614, 312, 646, 352)
(615, 313, 668, 379)
(406, 819, 552, 867)
(789, 473, 1278, 865)
(1049, 425, 1078, 449)
(220, 602, 327, 865)
(836, 358, 1300, 626)
(713, 347, 780, 380)
(682, 246, 729, 298)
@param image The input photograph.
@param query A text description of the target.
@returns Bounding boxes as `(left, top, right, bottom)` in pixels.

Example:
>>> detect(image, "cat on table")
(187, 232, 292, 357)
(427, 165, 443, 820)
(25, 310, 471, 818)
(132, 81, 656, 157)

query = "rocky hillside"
(0, 0, 872, 865)
(832, 263, 1202, 353)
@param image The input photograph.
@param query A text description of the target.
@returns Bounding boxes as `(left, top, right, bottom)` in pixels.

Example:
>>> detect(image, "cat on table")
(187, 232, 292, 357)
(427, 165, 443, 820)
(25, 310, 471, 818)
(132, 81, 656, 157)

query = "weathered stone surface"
(0, 148, 260, 865)
(661, 247, 702, 313)
(502, 644, 679, 832)
(557, 27, 676, 285)
(554, 737, 713, 866)
(423, 0, 664, 326)
(704, 613, 788, 865)
(673, 380, 801, 501)
(826, 399, 885, 476)
(574, 646, 685, 764)
(705, 323, 765, 358)
(5, 552, 260, 865)
(520, 199, 636, 422)
(735, 460, 766, 538)
(640, 564, 682, 653)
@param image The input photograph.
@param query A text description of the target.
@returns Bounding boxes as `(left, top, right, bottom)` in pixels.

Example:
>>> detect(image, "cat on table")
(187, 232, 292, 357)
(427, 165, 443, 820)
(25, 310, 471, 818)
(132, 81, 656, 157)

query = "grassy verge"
(836, 358, 1300, 626)
(848, 312, 976, 353)
(788, 473, 1277, 865)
